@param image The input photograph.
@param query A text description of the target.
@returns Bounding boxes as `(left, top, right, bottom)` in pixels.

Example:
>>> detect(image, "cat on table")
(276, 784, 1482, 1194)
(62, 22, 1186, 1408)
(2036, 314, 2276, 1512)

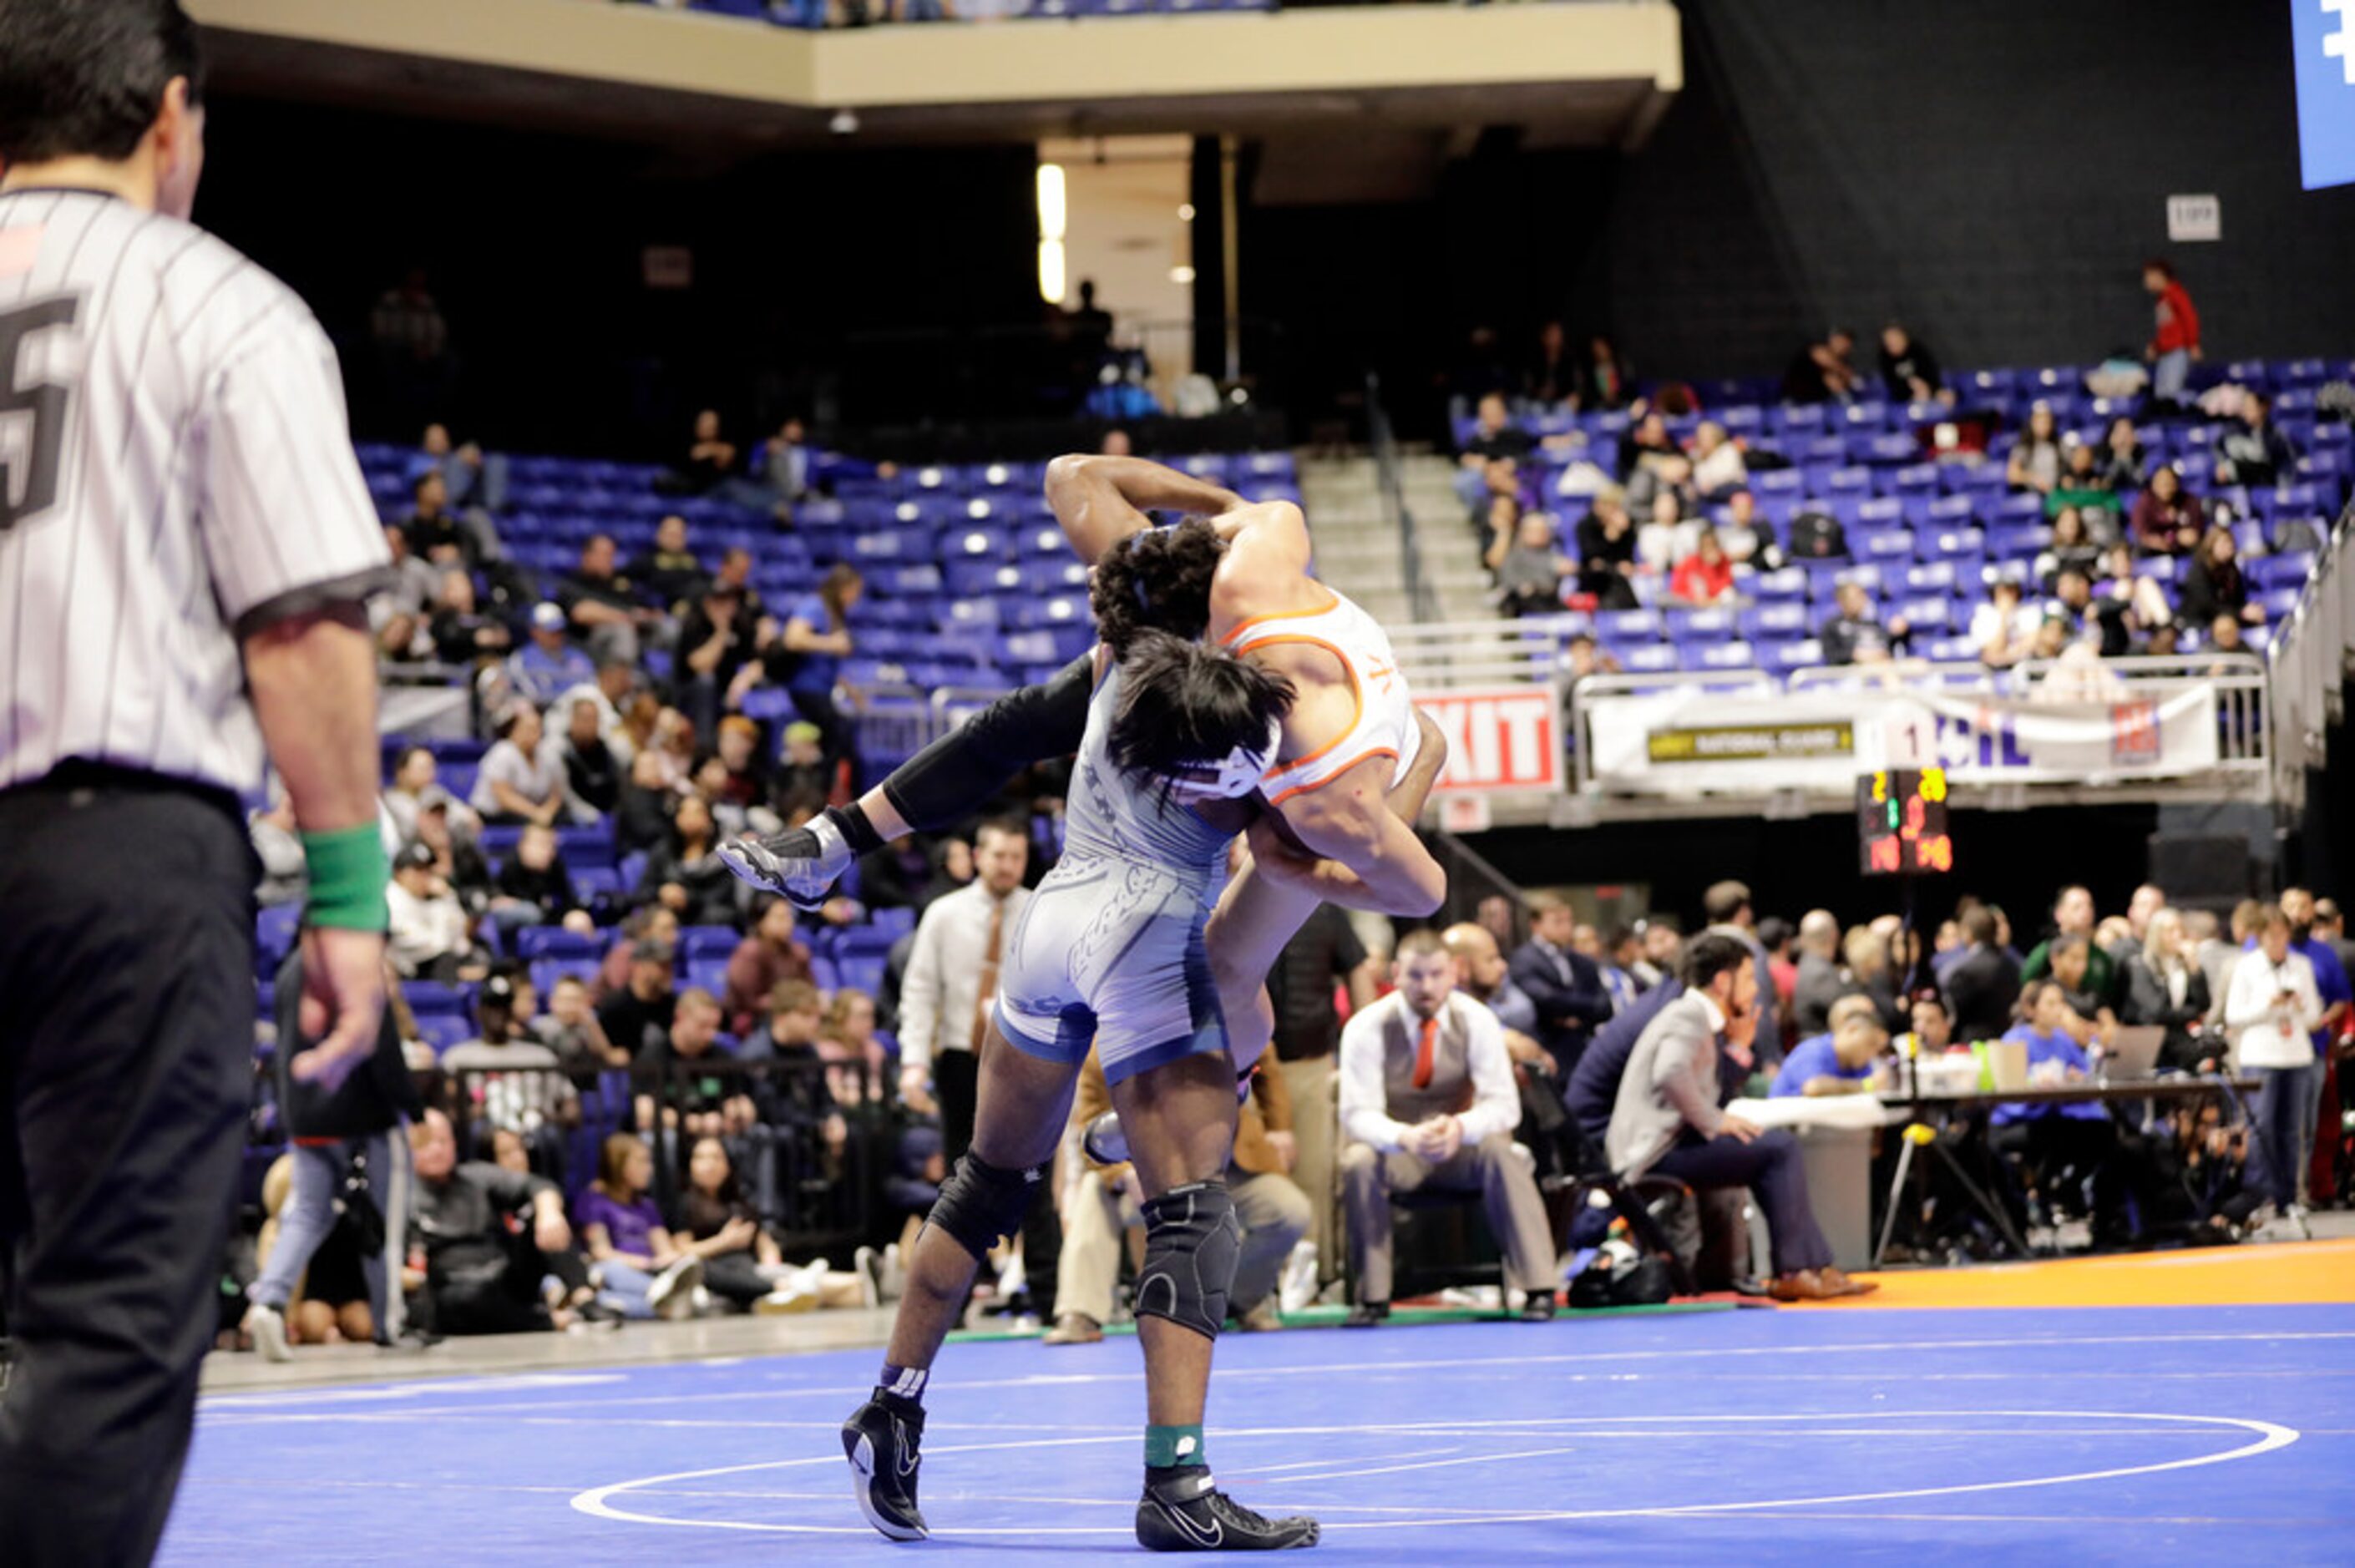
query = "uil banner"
(1583, 686, 2220, 794)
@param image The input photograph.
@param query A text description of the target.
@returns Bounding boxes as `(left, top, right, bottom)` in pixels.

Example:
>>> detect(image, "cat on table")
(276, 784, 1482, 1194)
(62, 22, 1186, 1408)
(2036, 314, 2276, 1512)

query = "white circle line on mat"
(567, 1408, 2301, 1536)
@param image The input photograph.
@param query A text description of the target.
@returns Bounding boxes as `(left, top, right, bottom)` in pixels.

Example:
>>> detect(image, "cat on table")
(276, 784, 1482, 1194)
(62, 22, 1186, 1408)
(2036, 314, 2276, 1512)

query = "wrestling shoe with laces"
(843, 1393, 928, 1541)
(1137, 1465, 1319, 1552)
(719, 811, 854, 911)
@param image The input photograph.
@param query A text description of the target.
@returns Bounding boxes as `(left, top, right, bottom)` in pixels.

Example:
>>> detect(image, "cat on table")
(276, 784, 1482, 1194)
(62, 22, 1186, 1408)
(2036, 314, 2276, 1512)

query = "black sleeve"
(1327, 908, 1369, 978)
(881, 652, 1095, 832)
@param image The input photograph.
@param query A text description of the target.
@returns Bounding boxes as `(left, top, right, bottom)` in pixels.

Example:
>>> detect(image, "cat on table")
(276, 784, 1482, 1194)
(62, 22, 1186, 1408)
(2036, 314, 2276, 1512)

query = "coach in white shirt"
(2223, 903, 2326, 1219)
(1337, 931, 1556, 1324)
(899, 820, 1031, 1159)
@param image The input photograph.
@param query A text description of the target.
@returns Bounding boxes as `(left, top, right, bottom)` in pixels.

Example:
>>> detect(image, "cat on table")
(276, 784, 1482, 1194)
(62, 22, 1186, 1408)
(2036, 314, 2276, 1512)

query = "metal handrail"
(1365, 372, 1441, 625)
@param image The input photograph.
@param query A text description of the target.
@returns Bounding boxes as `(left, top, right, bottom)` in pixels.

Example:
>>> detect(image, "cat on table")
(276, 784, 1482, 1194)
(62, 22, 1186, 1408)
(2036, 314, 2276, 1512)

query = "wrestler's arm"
(1256, 761, 1446, 918)
(1385, 709, 1449, 822)
(1043, 454, 1248, 565)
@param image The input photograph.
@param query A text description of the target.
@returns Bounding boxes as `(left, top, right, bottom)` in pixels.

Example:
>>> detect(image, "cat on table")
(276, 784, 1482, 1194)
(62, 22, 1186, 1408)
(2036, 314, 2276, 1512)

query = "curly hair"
(1090, 518, 1226, 660)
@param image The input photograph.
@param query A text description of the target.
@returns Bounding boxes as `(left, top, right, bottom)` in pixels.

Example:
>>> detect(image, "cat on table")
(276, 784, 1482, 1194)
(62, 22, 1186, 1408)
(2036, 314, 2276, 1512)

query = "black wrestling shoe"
(719, 812, 853, 912)
(1137, 1465, 1319, 1552)
(843, 1393, 929, 1541)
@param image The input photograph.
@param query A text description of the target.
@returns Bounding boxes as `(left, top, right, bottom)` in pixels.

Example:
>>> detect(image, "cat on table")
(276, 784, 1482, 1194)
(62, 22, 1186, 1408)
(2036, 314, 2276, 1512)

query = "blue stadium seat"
(516, 926, 599, 962)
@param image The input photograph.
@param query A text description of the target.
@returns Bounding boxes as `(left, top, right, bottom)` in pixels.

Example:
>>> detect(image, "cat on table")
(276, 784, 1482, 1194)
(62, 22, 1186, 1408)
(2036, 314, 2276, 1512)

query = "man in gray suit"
(1607, 934, 1875, 1302)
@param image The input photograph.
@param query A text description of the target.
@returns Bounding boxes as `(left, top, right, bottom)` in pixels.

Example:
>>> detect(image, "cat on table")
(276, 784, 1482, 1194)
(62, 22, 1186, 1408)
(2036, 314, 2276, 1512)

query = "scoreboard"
(1857, 767, 1952, 876)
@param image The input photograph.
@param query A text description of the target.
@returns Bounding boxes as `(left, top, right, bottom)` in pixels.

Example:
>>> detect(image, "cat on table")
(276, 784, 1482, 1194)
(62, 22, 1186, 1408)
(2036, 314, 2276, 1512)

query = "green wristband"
(301, 824, 390, 933)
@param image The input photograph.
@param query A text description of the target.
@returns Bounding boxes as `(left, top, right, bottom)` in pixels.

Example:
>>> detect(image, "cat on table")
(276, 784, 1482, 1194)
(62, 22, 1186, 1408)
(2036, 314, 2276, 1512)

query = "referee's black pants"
(0, 777, 255, 1567)
(935, 1045, 1059, 1315)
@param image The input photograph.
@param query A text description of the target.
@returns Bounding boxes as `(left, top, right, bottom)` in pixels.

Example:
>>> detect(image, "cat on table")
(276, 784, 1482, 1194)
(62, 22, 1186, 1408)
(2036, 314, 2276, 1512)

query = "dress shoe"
(1041, 1313, 1104, 1346)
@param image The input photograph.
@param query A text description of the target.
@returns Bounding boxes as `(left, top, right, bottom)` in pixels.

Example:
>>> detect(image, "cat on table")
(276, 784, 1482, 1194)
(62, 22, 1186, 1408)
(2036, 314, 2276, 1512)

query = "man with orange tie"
(1337, 931, 1557, 1326)
(894, 818, 1056, 1315)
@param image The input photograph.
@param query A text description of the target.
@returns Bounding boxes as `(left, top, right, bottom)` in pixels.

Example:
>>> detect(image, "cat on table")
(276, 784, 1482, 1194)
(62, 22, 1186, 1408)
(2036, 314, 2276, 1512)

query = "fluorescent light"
(1178, 201, 1196, 222)
(1039, 239, 1066, 304)
(1036, 162, 1066, 240)
(1169, 265, 1197, 284)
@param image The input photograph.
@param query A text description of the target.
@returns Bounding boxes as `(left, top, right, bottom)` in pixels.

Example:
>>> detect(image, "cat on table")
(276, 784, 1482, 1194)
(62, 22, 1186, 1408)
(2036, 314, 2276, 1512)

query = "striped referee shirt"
(0, 186, 391, 797)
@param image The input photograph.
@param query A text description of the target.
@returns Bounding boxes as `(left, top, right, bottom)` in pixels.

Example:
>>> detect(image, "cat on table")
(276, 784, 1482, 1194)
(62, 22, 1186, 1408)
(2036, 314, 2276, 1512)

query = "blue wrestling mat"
(165, 1305, 2355, 1563)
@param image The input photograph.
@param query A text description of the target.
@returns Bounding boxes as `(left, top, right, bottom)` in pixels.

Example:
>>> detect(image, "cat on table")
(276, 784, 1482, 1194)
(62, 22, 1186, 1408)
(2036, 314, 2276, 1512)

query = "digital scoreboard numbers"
(1856, 767, 1953, 876)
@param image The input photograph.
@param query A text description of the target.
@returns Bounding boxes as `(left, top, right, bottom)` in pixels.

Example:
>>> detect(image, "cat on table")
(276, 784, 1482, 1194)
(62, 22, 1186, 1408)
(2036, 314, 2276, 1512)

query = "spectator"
(1991, 982, 2135, 1238)
(631, 514, 706, 614)
(1842, 925, 1906, 1034)
(671, 1136, 848, 1313)
(1971, 578, 2043, 668)
(1790, 909, 1846, 1037)
(635, 987, 758, 1146)
(1769, 994, 1889, 1097)
(1508, 892, 1613, 1073)
(1494, 511, 1571, 617)
(724, 897, 816, 1037)
(386, 841, 478, 981)
(617, 746, 681, 857)
(2044, 934, 2118, 1045)
(558, 534, 657, 666)
(1453, 392, 1536, 515)
(899, 819, 1031, 1140)
(737, 978, 848, 1153)
(1579, 333, 1634, 411)
(637, 793, 741, 928)
(537, 974, 628, 1072)
(2050, 569, 2133, 657)
(1606, 935, 1872, 1298)
(551, 695, 623, 818)
(1051, 1050, 1308, 1343)
(756, 416, 819, 516)
(677, 578, 758, 744)
(471, 701, 571, 827)
(1633, 917, 1684, 991)
(2006, 402, 2064, 497)
(1820, 580, 1909, 665)
(402, 470, 472, 568)
(402, 1109, 581, 1337)
(424, 570, 509, 669)
(2129, 467, 2203, 556)
(2048, 441, 2119, 523)
(572, 1133, 705, 1320)
(1339, 933, 1558, 1326)
(2094, 542, 2178, 634)
(242, 949, 423, 1360)
(2021, 886, 2118, 1006)
(1565, 630, 1622, 685)
(1688, 422, 1748, 500)
(1617, 407, 1677, 480)
(710, 716, 772, 818)
(411, 421, 506, 515)
(1782, 326, 1863, 404)
(443, 974, 580, 1167)
(555, 658, 641, 763)
(2122, 908, 2213, 1071)
(1573, 489, 1639, 609)
(1699, 879, 1783, 1067)
(1442, 922, 1538, 1039)
(2142, 259, 2201, 407)
(773, 720, 833, 808)
(1943, 905, 2023, 1042)
(2033, 506, 2103, 590)
(1878, 321, 1947, 405)
(675, 407, 738, 497)
(1626, 457, 1699, 538)
(1668, 528, 1737, 609)
(818, 989, 891, 1107)
(248, 780, 305, 908)
(2214, 392, 2298, 488)
(2098, 415, 2150, 493)
(1525, 319, 1577, 408)
(771, 564, 864, 785)
(377, 523, 443, 652)
(1265, 895, 1379, 1292)
(1715, 489, 1780, 569)
(489, 822, 586, 934)
(1759, 916, 1799, 1017)
(2177, 528, 2261, 630)
(597, 938, 678, 1058)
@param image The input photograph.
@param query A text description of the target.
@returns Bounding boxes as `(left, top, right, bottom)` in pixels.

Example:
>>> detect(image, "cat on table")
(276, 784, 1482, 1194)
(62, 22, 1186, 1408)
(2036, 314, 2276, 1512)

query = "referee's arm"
(201, 306, 398, 1090)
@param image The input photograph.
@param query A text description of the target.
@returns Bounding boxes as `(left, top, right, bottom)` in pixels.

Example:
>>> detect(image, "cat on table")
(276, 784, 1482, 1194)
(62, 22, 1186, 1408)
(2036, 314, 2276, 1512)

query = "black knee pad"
(1133, 1180, 1242, 1341)
(927, 1151, 1046, 1262)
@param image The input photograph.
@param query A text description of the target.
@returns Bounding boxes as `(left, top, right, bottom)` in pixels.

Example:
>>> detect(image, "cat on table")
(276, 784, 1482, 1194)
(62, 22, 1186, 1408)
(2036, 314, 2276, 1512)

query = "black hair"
(1089, 519, 1225, 660)
(1107, 630, 1294, 782)
(1755, 916, 1792, 953)
(0, 0, 205, 164)
(1678, 932, 1753, 992)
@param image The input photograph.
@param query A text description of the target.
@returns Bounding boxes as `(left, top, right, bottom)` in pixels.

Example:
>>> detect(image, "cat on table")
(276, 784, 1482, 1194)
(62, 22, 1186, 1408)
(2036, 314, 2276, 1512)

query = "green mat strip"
(946, 1297, 1735, 1344)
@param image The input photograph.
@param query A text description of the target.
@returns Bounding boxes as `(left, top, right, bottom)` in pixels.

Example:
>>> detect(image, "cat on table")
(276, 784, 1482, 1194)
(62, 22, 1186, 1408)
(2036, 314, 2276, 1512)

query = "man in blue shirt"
(506, 603, 597, 708)
(1770, 995, 1888, 1098)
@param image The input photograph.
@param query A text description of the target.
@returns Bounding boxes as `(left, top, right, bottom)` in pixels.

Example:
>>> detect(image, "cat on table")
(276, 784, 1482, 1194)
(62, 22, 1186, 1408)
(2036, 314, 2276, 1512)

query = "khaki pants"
(1340, 1133, 1555, 1302)
(1279, 1055, 1341, 1285)
(1053, 1166, 1312, 1327)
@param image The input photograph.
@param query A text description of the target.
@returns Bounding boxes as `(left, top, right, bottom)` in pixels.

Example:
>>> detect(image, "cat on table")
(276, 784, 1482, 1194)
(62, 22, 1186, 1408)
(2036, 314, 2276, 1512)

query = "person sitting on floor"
(1337, 932, 1559, 1327)
(1604, 934, 1876, 1300)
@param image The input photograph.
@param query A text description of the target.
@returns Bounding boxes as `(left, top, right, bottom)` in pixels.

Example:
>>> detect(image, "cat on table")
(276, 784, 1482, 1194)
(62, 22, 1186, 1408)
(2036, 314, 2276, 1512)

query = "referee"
(0, 5, 394, 1563)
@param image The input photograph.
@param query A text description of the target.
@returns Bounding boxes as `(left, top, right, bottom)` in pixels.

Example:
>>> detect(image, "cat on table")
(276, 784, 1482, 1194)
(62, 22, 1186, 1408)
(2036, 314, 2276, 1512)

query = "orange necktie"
(1411, 1015, 1438, 1089)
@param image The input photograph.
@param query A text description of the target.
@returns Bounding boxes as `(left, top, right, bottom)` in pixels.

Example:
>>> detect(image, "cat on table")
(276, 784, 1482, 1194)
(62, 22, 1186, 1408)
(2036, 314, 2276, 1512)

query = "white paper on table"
(1728, 1095, 1893, 1131)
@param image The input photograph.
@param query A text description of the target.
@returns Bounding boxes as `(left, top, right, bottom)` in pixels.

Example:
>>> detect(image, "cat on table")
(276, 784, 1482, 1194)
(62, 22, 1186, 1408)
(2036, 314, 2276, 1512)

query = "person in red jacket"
(1669, 528, 1739, 607)
(2143, 259, 2201, 408)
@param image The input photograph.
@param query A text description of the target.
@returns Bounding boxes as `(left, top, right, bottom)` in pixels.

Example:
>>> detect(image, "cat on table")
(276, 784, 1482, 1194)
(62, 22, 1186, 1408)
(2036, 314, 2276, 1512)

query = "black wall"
(193, 99, 1040, 453)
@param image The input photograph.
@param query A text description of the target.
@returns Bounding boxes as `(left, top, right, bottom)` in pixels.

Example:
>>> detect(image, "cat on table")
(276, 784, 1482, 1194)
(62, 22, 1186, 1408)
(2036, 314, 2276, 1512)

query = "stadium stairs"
(1300, 453, 1502, 625)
